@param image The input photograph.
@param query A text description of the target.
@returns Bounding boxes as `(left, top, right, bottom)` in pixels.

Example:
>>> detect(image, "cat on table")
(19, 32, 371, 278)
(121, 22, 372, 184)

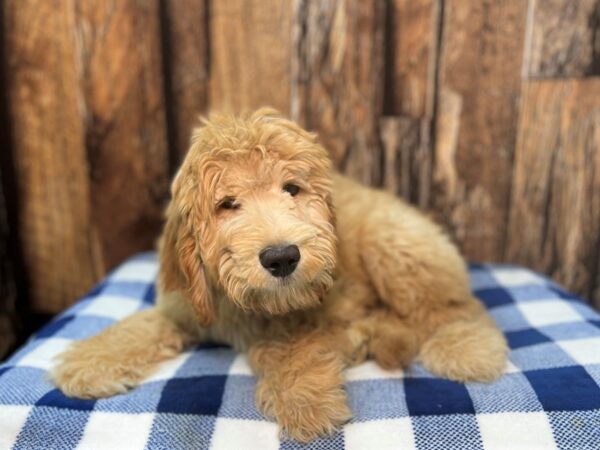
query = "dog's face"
(159, 109, 336, 325)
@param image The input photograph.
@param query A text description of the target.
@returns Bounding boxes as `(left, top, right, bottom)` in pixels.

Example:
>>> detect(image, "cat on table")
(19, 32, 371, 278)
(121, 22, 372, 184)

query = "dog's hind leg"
(51, 307, 195, 399)
(418, 313, 507, 382)
(358, 201, 507, 382)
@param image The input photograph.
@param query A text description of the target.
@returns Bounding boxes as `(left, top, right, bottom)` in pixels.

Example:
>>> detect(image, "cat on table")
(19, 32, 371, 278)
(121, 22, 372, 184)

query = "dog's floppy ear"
(158, 173, 214, 327)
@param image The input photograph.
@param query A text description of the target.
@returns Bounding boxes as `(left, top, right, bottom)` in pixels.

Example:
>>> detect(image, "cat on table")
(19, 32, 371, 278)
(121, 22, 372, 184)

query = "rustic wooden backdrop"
(1, 0, 599, 357)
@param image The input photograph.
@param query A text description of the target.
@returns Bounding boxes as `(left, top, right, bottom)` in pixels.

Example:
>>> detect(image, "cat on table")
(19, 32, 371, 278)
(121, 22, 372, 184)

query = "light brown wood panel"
(75, 0, 170, 269)
(386, 0, 438, 119)
(209, 0, 293, 114)
(3, 0, 104, 312)
(161, 0, 209, 164)
(507, 79, 600, 307)
(527, 0, 600, 78)
(292, 0, 386, 186)
(433, 0, 528, 261)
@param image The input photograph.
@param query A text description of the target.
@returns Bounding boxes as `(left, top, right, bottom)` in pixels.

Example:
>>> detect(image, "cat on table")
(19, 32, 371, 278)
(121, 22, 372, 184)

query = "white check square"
(78, 412, 155, 450)
(228, 354, 253, 376)
(144, 352, 192, 383)
(477, 411, 557, 450)
(210, 418, 279, 450)
(518, 300, 582, 327)
(79, 295, 142, 320)
(109, 262, 158, 283)
(345, 361, 404, 382)
(345, 418, 416, 450)
(492, 269, 544, 287)
(558, 337, 600, 365)
(0, 405, 32, 449)
(16, 338, 72, 370)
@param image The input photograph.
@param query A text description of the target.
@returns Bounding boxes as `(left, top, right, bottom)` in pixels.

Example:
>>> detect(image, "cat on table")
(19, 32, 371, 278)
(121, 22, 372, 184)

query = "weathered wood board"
(527, 0, 600, 78)
(209, 0, 293, 114)
(3, 0, 170, 312)
(161, 0, 209, 166)
(76, 0, 170, 269)
(507, 79, 600, 308)
(292, 0, 386, 186)
(3, 0, 104, 313)
(433, 0, 528, 262)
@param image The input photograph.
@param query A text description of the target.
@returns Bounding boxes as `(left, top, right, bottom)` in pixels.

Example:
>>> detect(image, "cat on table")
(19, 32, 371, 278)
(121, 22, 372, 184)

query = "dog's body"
(52, 110, 507, 442)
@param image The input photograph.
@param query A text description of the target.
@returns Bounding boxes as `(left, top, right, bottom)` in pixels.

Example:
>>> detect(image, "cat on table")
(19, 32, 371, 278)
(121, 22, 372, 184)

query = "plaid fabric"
(1, 253, 600, 450)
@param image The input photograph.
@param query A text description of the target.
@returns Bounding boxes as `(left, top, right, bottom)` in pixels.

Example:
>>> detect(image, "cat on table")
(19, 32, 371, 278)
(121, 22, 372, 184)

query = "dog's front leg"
(249, 332, 351, 442)
(51, 308, 194, 399)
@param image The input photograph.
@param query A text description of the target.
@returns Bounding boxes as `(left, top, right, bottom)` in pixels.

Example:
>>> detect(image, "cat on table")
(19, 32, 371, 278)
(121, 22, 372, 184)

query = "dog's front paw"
(256, 379, 351, 442)
(50, 343, 139, 399)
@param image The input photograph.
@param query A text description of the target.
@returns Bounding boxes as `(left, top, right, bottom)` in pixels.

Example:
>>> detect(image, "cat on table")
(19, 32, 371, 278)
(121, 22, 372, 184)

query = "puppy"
(52, 109, 507, 442)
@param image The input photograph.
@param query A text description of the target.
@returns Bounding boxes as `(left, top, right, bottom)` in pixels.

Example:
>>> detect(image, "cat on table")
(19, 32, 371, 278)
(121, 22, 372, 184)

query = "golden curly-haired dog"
(52, 109, 507, 442)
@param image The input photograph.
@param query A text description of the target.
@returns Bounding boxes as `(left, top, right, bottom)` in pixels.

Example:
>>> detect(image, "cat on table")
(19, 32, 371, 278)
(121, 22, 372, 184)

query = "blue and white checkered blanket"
(1, 252, 600, 449)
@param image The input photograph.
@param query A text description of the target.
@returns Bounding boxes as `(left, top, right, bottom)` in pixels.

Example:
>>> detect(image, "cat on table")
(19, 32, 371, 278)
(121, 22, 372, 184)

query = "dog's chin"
(223, 270, 334, 316)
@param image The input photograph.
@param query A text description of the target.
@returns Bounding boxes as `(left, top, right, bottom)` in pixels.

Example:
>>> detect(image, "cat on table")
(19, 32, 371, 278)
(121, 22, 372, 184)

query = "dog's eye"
(283, 183, 300, 196)
(218, 197, 240, 210)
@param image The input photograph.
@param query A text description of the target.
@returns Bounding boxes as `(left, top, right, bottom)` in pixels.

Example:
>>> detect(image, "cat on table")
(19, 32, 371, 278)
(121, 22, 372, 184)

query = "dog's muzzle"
(259, 245, 300, 278)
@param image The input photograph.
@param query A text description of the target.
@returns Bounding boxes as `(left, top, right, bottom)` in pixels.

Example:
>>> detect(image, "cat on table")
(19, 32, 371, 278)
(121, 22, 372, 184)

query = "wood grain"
(210, 0, 293, 114)
(3, 0, 104, 313)
(433, 0, 528, 261)
(75, 0, 170, 270)
(292, 0, 386, 186)
(379, 116, 432, 208)
(161, 0, 209, 165)
(527, 0, 600, 78)
(507, 79, 600, 307)
(379, 0, 438, 207)
(386, 0, 438, 118)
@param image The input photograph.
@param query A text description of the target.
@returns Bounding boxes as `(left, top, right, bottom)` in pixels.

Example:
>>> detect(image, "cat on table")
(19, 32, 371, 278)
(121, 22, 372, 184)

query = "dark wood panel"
(3, 0, 104, 313)
(379, 0, 438, 208)
(161, 0, 209, 165)
(292, 0, 386, 186)
(76, 0, 170, 269)
(433, 0, 528, 261)
(507, 79, 600, 307)
(0, 162, 18, 358)
(527, 0, 600, 78)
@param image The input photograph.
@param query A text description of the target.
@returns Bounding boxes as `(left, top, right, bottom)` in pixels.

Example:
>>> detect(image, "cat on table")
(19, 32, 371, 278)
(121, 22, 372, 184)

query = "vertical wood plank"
(433, 0, 528, 261)
(386, 0, 438, 118)
(380, 0, 439, 207)
(76, 0, 170, 269)
(161, 0, 209, 165)
(507, 79, 600, 307)
(527, 0, 600, 78)
(0, 163, 18, 358)
(3, 0, 104, 313)
(210, 0, 293, 114)
(0, 0, 20, 357)
(292, 0, 386, 186)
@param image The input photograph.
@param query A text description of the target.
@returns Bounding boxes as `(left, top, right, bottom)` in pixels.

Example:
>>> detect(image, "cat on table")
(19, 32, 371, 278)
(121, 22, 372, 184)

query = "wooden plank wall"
(1, 0, 599, 331)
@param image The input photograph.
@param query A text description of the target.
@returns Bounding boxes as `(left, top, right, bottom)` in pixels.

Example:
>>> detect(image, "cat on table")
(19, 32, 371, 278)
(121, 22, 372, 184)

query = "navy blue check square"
(475, 287, 515, 309)
(506, 328, 551, 349)
(404, 377, 475, 416)
(157, 376, 227, 415)
(525, 366, 600, 412)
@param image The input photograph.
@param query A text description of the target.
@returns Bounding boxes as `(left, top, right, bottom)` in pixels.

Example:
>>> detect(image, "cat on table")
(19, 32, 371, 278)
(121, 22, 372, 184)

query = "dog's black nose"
(259, 245, 300, 278)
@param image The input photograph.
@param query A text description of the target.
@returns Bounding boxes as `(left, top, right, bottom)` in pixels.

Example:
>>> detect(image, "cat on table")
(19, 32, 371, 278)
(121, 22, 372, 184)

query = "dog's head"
(159, 108, 337, 326)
